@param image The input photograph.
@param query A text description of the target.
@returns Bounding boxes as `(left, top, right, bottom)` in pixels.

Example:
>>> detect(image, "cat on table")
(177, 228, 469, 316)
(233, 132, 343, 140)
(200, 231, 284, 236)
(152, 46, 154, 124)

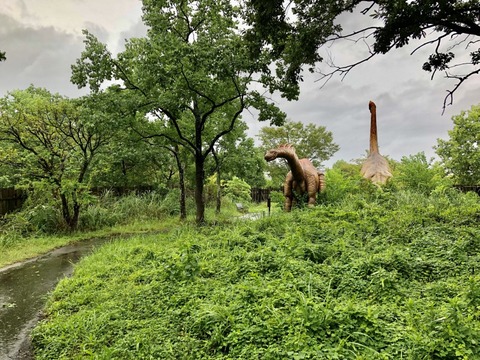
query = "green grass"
(31, 189, 480, 359)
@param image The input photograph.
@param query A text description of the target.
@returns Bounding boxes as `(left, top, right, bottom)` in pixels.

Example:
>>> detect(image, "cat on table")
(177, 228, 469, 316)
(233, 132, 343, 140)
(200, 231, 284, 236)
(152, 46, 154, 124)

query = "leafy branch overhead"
(244, 0, 480, 111)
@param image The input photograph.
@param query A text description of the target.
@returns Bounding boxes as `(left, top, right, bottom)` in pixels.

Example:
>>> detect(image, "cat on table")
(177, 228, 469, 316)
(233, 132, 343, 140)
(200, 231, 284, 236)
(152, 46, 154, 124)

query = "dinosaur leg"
(284, 173, 294, 211)
(306, 175, 318, 208)
(307, 189, 317, 208)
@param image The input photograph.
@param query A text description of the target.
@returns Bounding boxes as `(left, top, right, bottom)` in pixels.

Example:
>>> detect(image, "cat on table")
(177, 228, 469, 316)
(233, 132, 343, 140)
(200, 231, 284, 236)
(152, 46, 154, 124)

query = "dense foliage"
(0, 87, 115, 229)
(32, 188, 480, 359)
(436, 104, 480, 185)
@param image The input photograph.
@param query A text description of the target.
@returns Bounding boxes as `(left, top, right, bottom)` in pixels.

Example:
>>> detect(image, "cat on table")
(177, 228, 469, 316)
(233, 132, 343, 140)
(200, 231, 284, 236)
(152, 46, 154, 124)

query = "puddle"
(0, 238, 112, 359)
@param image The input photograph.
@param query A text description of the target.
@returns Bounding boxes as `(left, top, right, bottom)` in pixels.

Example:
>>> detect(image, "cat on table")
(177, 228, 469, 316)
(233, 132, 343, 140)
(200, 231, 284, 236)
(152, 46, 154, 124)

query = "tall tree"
(435, 104, 480, 185)
(243, 0, 480, 109)
(0, 87, 115, 230)
(0, 51, 5, 62)
(72, 0, 287, 224)
(133, 118, 190, 220)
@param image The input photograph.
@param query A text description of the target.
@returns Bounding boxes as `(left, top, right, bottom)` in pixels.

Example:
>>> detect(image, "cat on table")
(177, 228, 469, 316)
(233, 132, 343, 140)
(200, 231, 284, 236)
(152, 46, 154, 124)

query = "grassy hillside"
(32, 189, 480, 359)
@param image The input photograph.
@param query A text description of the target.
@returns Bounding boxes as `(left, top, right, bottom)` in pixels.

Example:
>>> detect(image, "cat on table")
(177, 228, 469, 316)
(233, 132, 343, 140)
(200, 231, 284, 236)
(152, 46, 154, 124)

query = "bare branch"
(316, 51, 377, 86)
(410, 32, 451, 56)
(326, 26, 379, 44)
(443, 67, 480, 114)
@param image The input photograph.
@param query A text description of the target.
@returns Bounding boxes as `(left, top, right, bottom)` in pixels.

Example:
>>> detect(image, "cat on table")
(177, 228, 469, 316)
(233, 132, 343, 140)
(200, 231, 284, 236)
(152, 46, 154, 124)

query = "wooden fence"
(454, 185, 480, 196)
(250, 187, 283, 203)
(0, 188, 26, 216)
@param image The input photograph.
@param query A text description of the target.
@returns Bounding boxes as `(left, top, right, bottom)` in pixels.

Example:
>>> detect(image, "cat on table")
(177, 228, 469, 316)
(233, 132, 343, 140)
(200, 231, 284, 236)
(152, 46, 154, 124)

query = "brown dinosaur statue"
(360, 101, 392, 184)
(264, 144, 325, 211)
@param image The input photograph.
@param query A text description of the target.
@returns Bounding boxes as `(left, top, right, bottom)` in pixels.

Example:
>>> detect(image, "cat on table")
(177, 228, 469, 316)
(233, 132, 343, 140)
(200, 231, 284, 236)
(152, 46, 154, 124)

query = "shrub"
(392, 152, 452, 194)
(223, 176, 251, 203)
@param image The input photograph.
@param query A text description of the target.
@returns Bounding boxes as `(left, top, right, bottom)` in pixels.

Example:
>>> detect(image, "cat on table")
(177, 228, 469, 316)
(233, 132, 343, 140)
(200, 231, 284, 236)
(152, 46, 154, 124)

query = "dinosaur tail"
(318, 172, 326, 192)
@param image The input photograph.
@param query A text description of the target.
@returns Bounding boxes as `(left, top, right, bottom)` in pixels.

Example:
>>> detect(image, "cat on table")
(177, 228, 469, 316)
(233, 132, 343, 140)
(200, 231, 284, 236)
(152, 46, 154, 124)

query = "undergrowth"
(31, 189, 480, 359)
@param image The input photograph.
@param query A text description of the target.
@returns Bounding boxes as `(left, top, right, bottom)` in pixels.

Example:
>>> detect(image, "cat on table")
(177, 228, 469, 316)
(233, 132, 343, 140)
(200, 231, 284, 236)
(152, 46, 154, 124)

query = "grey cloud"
(2, 1, 478, 170)
(82, 21, 110, 43)
(118, 19, 148, 50)
(0, 14, 86, 97)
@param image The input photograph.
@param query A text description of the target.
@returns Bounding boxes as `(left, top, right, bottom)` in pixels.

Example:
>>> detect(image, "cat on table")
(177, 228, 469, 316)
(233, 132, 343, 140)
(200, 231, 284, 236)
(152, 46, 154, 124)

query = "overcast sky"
(1, 0, 479, 168)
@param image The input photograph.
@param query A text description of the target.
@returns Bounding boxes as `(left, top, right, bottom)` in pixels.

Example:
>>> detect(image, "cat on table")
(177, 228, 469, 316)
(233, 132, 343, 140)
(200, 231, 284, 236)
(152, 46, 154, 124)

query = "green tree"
(0, 87, 115, 230)
(259, 119, 339, 186)
(392, 152, 449, 194)
(0, 51, 5, 62)
(244, 0, 480, 109)
(436, 105, 480, 185)
(99, 88, 191, 219)
(206, 120, 266, 212)
(222, 137, 266, 188)
(71, 0, 287, 224)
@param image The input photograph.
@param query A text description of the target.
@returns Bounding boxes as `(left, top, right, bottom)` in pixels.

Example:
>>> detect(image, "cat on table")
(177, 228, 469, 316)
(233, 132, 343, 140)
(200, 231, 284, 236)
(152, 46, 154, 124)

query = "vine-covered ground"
(32, 189, 480, 359)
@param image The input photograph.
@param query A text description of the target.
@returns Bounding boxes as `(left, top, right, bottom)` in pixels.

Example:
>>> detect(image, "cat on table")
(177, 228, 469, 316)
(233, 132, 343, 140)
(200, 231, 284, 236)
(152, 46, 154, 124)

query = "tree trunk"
(194, 152, 205, 224)
(60, 193, 80, 230)
(174, 146, 187, 220)
(216, 170, 221, 214)
(193, 102, 206, 225)
(212, 148, 221, 214)
(60, 192, 71, 227)
(71, 201, 80, 230)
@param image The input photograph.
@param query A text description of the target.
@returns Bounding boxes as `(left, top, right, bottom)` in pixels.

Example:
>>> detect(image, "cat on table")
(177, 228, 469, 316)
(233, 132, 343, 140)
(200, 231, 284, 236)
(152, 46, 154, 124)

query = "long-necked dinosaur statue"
(360, 101, 392, 184)
(264, 144, 325, 211)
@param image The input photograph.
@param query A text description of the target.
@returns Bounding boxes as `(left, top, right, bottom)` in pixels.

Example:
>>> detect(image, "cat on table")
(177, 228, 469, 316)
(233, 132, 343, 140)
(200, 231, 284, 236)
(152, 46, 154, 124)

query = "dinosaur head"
(264, 149, 278, 162)
(369, 101, 376, 112)
(264, 144, 296, 162)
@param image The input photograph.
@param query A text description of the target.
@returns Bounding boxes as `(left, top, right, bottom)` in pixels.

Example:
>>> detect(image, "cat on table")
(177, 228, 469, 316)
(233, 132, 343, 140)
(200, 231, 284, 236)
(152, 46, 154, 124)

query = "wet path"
(0, 237, 113, 360)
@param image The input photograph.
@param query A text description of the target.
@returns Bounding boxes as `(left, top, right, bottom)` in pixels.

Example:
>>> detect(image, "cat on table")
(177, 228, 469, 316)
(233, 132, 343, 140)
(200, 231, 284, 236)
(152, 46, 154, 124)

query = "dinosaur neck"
(370, 106, 379, 154)
(281, 152, 305, 181)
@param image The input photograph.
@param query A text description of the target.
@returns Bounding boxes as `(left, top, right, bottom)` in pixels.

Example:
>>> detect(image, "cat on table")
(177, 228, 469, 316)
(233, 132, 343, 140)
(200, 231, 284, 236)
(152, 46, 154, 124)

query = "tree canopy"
(243, 0, 480, 110)
(436, 104, 480, 185)
(0, 51, 5, 62)
(259, 120, 339, 168)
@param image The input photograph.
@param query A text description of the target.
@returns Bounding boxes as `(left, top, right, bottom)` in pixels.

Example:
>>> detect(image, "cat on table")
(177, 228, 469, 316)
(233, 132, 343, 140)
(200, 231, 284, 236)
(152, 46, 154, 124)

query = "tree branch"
(443, 67, 480, 114)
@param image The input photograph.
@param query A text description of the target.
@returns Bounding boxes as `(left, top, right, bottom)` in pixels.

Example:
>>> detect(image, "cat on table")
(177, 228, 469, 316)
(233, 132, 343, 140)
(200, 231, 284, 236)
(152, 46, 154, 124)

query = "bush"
(391, 152, 452, 194)
(223, 176, 251, 203)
